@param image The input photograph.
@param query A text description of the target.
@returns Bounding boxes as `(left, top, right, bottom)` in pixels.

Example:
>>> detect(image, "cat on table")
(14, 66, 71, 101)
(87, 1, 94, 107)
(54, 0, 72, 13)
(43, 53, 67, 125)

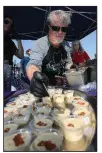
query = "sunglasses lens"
(4, 19, 9, 24)
(50, 25, 67, 32)
(62, 27, 67, 32)
(51, 26, 59, 31)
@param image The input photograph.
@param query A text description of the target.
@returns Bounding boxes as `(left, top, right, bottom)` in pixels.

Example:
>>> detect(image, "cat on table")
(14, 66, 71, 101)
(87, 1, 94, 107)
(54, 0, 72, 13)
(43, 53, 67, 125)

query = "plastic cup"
(60, 118, 84, 142)
(30, 128, 63, 151)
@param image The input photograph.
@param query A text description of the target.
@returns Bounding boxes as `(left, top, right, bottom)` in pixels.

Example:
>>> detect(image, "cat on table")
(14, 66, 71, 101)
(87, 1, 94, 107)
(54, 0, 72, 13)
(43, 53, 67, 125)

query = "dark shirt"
(42, 45, 67, 85)
(4, 37, 17, 65)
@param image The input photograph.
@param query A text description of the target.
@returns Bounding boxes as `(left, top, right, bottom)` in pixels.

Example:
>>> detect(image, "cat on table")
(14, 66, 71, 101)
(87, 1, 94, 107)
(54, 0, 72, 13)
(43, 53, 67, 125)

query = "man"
(94, 53, 97, 59)
(20, 49, 31, 84)
(20, 49, 31, 77)
(26, 10, 73, 97)
(4, 15, 24, 65)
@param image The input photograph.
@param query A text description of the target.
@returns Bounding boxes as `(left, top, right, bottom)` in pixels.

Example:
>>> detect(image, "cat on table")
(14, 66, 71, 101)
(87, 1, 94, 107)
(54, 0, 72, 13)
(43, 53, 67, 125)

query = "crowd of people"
(4, 10, 96, 96)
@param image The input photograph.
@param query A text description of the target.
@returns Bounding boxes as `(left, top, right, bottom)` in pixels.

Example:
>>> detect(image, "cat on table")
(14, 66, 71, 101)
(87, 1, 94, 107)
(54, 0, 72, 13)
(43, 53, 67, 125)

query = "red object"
(78, 112, 86, 116)
(13, 134, 24, 146)
(77, 101, 85, 105)
(4, 110, 8, 113)
(74, 98, 81, 100)
(4, 128, 10, 133)
(72, 50, 90, 64)
(36, 121, 47, 126)
(38, 141, 45, 146)
(38, 140, 56, 150)
(45, 141, 56, 150)
(23, 105, 28, 108)
(67, 123, 74, 127)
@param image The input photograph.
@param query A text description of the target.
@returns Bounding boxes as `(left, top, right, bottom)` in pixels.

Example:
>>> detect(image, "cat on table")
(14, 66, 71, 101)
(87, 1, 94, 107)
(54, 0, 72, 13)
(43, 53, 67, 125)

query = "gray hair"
(71, 40, 84, 53)
(47, 10, 72, 26)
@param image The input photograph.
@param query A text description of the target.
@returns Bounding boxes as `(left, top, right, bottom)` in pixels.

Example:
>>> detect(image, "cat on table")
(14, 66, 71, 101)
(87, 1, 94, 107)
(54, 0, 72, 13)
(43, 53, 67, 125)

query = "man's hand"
(30, 71, 49, 97)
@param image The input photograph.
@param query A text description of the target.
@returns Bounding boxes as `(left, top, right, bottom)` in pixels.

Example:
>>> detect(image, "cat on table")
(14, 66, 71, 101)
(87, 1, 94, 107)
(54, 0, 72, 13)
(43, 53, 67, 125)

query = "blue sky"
(81, 30, 96, 59)
(13, 30, 96, 64)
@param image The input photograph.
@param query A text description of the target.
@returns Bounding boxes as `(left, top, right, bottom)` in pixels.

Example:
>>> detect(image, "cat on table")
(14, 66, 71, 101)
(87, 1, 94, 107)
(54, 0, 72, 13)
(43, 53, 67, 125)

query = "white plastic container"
(4, 129, 32, 151)
(4, 112, 12, 122)
(52, 108, 70, 125)
(64, 90, 74, 104)
(60, 118, 84, 142)
(29, 116, 53, 136)
(32, 106, 51, 116)
(12, 114, 30, 126)
(17, 105, 32, 115)
(4, 121, 19, 135)
(30, 129, 63, 151)
(52, 94, 65, 108)
(63, 90, 74, 98)
(72, 108, 92, 126)
(65, 68, 88, 86)
(72, 100, 89, 109)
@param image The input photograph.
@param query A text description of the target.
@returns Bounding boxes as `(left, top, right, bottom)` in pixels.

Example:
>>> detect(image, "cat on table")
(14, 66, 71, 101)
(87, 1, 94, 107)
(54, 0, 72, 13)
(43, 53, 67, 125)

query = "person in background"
(26, 10, 73, 97)
(94, 53, 97, 59)
(71, 40, 90, 67)
(71, 40, 97, 82)
(4, 15, 24, 65)
(11, 49, 31, 91)
(20, 49, 31, 85)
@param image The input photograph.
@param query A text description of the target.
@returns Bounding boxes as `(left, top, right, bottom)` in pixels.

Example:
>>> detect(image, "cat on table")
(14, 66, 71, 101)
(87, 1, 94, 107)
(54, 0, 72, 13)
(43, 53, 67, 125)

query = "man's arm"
(26, 39, 46, 80)
(14, 40, 24, 59)
(26, 65, 40, 81)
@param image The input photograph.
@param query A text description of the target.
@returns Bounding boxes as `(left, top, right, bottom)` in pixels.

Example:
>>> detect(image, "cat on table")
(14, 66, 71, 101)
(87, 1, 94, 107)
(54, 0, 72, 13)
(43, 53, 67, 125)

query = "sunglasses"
(4, 19, 10, 24)
(50, 25, 68, 32)
(74, 43, 79, 45)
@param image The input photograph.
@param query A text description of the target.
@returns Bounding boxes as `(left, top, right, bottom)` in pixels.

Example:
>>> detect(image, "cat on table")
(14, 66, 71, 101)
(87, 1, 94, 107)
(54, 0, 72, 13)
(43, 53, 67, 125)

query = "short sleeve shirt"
(72, 50, 90, 64)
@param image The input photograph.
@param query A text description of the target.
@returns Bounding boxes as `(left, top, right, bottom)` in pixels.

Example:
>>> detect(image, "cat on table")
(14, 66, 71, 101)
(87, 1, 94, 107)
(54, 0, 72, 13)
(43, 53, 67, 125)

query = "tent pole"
(32, 6, 48, 12)
(65, 6, 96, 22)
(79, 21, 96, 39)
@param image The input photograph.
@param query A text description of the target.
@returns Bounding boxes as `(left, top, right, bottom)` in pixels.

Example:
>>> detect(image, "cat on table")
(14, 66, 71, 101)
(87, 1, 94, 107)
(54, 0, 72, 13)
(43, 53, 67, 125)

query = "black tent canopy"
(4, 6, 97, 41)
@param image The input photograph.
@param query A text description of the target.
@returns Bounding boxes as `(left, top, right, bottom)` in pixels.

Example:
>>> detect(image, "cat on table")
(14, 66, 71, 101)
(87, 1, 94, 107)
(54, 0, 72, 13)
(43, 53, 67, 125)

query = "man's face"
(48, 14, 68, 46)
(4, 17, 13, 34)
